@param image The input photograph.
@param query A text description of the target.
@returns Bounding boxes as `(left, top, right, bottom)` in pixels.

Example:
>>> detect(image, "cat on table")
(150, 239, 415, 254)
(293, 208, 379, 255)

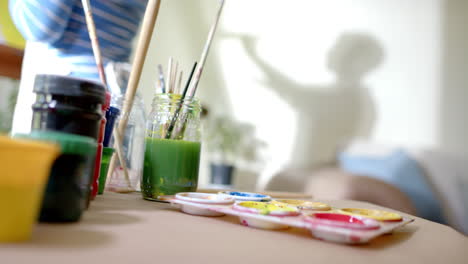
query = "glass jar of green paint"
(142, 94, 202, 201)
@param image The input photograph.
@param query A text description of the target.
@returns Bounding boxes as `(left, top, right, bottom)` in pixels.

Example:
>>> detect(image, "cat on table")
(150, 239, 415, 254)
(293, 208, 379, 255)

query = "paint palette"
(162, 193, 414, 244)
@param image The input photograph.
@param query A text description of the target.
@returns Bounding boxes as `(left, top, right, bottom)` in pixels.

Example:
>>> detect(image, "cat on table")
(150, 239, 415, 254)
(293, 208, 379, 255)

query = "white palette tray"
(163, 194, 414, 244)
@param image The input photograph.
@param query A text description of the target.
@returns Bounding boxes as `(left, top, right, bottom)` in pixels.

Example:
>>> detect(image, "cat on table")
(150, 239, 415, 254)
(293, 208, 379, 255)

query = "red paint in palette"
(305, 213, 381, 230)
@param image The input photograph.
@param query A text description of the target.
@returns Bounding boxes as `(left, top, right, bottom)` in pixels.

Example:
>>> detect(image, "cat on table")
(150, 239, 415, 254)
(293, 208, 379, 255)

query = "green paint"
(142, 138, 201, 200)
(98, 147, 114, 195)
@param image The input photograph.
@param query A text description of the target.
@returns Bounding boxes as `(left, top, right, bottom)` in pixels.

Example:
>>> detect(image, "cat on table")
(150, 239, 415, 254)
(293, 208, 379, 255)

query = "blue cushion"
(338, 149, 445, 224)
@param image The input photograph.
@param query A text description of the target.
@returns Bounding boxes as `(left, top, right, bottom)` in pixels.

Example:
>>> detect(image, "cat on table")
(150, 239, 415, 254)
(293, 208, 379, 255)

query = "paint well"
(305, 213, 380, 230)
(272, 199, 331, 211)
(339, 208, 402, 221)
(233, 201, 299, 216)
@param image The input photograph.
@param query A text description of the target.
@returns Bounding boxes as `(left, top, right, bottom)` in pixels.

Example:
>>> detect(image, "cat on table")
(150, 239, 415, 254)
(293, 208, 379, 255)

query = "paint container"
(90, 92, 111, 200)
(271, 199, 331, 211)
(0, 135, 59, 242)
(31, 74, 106, 205)
(218, 191, 271, 202)
(305, 213, 381, 244)
(14, 131, 97, 222)
(233, 201, 299, 230)
(304, 213, 380, 230)
(338, 208, 403, 222)
(142, 94, 202, 200)
(175, 192, 234, 216)
(98, 147, 115, 195)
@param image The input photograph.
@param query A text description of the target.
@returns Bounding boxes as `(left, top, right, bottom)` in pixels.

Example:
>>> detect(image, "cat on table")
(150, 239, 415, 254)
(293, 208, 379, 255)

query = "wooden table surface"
(1, 192, 467, 264)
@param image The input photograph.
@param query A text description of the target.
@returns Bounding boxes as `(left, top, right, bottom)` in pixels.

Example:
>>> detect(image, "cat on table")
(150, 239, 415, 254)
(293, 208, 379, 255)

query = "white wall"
(440, 0, 468, 160)
(136, 0, 468, 191)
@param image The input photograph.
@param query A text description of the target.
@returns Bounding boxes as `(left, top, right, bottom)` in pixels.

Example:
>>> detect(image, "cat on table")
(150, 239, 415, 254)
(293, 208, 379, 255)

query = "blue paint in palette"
(227, 191, 267, 198)
(220, 191, 271, 202)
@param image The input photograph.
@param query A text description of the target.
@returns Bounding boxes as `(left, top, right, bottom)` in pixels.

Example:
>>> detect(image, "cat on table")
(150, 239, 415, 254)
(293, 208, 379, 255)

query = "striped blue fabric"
(9, 0, 147, 81)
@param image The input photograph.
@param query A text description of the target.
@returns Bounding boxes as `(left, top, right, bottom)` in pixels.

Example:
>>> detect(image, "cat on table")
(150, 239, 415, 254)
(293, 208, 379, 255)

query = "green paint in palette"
(142, 138, 201, 200)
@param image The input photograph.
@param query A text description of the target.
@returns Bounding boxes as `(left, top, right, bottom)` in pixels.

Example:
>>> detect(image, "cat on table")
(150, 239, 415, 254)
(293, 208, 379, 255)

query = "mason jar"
(106, 93, 146, 192)
(142, 93, 202, 201)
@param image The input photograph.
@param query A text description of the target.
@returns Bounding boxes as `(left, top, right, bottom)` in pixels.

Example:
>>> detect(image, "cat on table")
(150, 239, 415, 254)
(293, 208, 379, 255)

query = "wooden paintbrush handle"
(118, 0, 161, 134)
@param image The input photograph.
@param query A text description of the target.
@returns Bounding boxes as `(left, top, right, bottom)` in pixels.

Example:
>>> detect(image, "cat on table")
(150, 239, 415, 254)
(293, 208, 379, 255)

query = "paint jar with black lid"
(31, 74, 106, 140)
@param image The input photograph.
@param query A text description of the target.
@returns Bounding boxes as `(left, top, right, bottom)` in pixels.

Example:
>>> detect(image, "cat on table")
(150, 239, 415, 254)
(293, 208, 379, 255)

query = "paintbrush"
(175, 71, 183, 94)
(81, 0, 130, 189)
(165, 61, 197, 139)
(167, 57, 173, 93)
(81, 0, 106, 86)
(165, 0, 226, 139)
(187, 0, 225, 97)
(172, 60, 178, 93)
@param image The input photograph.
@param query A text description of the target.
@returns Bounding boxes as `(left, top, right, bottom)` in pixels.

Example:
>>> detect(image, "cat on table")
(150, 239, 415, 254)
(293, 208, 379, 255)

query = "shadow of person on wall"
(237, 33, 384, 191)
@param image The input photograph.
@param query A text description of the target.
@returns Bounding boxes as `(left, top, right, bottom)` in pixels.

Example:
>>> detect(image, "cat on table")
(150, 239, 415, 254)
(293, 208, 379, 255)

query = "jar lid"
(33, 74, 106, 104)
(13, 131, 97, 156)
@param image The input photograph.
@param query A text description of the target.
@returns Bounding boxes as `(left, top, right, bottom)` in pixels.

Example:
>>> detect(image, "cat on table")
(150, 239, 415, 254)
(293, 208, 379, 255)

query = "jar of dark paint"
(14, 131, 97, 222)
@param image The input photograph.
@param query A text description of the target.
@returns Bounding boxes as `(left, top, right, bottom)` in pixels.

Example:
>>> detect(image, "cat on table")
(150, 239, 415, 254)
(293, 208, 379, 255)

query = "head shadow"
(327, 33, 384, 83)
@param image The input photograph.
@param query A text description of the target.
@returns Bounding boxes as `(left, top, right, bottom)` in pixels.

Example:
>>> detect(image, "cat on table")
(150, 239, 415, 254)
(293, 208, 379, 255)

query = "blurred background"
(132, 0, 468, 190)
(1, 0, 467, 231)
(138, 0, 468, 233)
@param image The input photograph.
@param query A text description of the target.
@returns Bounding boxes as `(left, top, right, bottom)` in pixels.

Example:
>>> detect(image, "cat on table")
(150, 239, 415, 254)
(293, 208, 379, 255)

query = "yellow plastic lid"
(0, 135, 60, 185)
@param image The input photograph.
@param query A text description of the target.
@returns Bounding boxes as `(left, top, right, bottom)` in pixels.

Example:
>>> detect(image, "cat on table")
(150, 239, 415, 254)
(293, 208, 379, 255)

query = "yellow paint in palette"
(271, 199, 331, 211)
(339, 208, 403, 221)
(236, 201, 298, 215)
